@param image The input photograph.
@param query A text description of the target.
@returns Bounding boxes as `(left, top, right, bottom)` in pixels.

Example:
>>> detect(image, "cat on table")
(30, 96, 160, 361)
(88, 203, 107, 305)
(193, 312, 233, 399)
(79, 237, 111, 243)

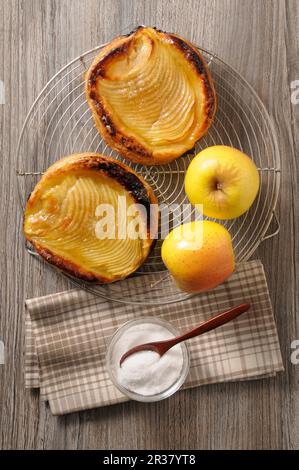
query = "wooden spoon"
(120, 303, 250, 366)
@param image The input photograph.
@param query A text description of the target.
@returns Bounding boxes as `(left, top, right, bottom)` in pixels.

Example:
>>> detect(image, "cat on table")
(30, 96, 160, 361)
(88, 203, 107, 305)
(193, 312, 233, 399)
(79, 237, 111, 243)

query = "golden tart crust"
(85, 26, 216, 165)
(24, 153, 158, 283)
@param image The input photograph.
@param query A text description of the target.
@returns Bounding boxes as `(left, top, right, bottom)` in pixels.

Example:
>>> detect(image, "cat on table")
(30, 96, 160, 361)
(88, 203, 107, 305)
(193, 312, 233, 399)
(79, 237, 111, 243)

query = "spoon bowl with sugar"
(120, 303, 250, 366)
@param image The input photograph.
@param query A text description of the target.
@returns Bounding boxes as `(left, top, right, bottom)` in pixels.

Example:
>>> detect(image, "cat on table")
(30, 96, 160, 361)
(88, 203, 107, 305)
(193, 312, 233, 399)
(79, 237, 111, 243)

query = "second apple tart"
(85, 26, 216, 165)
(24, 153, 158, 283)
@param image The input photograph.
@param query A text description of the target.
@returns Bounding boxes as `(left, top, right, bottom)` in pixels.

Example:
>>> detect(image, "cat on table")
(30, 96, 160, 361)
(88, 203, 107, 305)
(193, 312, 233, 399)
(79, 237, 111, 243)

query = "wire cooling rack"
(17, 39, 281, 305)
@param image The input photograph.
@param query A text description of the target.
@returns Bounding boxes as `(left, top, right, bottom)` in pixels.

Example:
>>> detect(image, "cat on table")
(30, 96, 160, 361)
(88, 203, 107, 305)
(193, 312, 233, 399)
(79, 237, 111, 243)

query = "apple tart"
(24, 153, 158, 283)
(85, 26, 216, 165)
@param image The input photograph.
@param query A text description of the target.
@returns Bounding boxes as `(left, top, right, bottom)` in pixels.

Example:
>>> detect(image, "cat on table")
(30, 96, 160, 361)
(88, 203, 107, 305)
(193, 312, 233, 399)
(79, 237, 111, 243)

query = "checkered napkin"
(25, 260, 283, 415)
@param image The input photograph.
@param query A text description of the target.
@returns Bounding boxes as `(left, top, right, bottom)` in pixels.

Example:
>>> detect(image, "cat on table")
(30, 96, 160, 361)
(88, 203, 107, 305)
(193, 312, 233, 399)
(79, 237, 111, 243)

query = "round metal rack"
(17, 40, 280, 305)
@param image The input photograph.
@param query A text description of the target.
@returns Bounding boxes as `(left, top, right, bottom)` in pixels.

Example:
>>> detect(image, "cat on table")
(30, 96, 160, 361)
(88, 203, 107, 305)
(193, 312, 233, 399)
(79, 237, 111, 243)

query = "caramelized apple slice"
(85, 27, 216, 165)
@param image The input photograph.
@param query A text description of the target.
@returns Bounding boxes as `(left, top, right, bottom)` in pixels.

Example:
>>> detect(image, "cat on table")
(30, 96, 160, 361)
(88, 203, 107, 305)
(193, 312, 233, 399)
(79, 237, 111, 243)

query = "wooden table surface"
(0, 0, 298, 450)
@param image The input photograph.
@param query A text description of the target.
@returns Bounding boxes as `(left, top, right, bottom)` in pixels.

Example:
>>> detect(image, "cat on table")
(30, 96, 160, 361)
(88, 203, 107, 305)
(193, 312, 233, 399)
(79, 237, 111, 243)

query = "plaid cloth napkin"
(25, 260, 283, 415)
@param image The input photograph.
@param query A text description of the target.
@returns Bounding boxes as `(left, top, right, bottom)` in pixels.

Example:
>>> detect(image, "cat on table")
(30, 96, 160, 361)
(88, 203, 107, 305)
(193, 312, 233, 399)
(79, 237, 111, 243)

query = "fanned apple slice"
(24, 153, 158, 283)
(85, 26, 216, 165)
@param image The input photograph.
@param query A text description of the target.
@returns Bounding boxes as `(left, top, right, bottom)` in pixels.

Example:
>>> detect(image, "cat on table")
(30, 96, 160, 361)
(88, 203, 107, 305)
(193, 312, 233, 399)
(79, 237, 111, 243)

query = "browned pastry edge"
(30, 241, 108, 283)
(24, 153, 158, 283)
(85, 26, 217, 165)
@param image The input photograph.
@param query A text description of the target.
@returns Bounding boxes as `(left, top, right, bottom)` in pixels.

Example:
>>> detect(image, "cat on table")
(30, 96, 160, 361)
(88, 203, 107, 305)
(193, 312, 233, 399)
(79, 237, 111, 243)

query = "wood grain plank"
(0, 0, 298, 449)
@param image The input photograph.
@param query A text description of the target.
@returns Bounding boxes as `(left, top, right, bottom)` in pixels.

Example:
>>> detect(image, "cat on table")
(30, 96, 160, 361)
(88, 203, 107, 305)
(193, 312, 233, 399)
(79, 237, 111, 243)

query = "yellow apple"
(185, 145, 260, 219)
(161, 220, 235, 293)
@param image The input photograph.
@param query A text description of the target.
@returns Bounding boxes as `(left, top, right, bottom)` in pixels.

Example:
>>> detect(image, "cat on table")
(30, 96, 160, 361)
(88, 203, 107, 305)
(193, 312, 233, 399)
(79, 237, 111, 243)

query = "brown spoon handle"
(157, 302, 251, 355)
(120, 303, 251, 365)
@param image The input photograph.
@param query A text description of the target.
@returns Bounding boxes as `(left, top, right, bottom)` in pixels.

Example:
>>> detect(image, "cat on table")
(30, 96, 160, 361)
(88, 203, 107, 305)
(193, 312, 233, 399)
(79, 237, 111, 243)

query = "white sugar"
(112, 322, 184, 396)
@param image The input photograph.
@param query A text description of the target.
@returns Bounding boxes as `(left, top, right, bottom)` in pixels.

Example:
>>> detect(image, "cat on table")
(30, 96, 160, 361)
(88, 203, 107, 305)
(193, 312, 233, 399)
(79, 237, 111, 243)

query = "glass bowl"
(106, 316, 190, 402)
